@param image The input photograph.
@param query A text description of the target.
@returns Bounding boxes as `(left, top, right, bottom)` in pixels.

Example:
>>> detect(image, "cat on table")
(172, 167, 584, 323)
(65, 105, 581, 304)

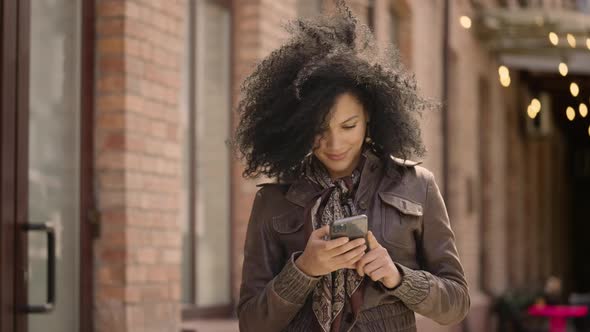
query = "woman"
(233, 2, 470, 331)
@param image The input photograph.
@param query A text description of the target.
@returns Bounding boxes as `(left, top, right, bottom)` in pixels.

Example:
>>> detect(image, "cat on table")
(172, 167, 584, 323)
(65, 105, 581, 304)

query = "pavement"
(180, 319, 238, 332)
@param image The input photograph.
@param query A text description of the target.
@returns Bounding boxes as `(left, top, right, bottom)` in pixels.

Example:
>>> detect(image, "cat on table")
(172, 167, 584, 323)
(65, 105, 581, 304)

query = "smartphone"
(330, 214, 368, 240)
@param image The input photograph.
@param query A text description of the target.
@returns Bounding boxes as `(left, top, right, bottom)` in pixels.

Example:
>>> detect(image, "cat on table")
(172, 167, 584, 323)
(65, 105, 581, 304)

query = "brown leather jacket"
(237, 152, 470, 331)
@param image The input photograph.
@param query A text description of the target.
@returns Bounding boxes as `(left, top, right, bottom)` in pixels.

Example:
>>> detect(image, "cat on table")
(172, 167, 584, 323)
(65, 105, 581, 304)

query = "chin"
(321, 159, 354, 176)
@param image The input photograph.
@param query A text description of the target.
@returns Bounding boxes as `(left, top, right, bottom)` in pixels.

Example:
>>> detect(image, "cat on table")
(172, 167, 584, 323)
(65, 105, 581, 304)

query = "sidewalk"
(180, 315, 457, 332)
(181, 319, 238, 332)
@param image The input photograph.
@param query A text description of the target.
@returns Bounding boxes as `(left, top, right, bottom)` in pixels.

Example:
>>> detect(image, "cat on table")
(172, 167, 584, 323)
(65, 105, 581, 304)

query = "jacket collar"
(285, 150, 383, 208)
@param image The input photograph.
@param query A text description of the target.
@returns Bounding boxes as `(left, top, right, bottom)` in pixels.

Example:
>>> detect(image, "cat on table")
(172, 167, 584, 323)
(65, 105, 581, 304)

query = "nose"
(321, 130, 341, 150)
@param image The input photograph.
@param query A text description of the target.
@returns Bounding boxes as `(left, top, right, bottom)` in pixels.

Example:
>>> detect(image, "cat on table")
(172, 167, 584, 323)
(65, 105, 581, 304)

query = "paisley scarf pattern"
(304, 155, 365, 332)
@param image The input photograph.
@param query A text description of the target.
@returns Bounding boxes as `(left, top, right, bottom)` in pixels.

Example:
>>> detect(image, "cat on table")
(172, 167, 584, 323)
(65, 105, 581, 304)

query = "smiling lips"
(325, 151, 348, 161)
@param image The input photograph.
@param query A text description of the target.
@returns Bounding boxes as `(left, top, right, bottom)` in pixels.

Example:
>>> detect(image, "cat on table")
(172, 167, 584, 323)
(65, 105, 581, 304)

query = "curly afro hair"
(232, 0, 436, 180)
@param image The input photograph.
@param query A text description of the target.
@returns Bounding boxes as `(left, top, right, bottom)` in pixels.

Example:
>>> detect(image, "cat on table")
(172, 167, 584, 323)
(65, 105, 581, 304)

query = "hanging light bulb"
(460, 16, 472, 29)
(498, 65, 510, 87)
(570, 82, 580, 97)
(527, 105, 538, 119)
(498, 66, 509, 77)
(559, 62, 569, 76)
(588, 125, 590, 137)
(500, 76, 511, 87)
(580, 103, 588, 118)
(567, 106, 576, 121)
(587, 38, 590, 50)
(567, 33, 577, 48)
(527, 98, 541, 119)
(549, 32, 559, 45)
(531, 98, 541, 112)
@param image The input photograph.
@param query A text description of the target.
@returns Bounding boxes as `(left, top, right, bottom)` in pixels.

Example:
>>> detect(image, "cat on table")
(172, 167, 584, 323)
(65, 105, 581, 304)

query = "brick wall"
(94, 1, 185, 331)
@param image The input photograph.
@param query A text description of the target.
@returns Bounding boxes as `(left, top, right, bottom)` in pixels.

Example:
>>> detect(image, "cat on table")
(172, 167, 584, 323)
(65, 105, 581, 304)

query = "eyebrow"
(340, 115, 359, 124)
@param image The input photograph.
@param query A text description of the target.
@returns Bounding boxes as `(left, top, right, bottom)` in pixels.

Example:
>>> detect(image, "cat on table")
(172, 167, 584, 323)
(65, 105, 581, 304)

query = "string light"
(549, 32, 559, 45)
(527, 105, 538, 119)
(460, 16, 472, 29)
(527, 98, 541, 119)
(570, 82, 580, 97)
(498, 66, 509, 77)
(559, 62, 568, 76)
(567, 106, 576, 121)
(498, 65, 511, 87)
(500, 76, 511, 87)
(567, 33, 576, 48)
(580, 103, 588, 118)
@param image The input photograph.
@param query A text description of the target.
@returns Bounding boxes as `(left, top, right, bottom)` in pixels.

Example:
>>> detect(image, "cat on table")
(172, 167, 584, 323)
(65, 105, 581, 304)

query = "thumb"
(367, 231, 381, 250)
(314, 225, 330, 239)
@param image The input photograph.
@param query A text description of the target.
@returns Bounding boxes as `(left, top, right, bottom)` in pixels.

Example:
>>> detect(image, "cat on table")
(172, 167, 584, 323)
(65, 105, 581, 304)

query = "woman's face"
(313, 92, 368, 179)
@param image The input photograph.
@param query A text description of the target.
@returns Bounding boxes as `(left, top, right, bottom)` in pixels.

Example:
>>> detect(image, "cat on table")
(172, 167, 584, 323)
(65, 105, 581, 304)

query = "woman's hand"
(356, 231, 402, 289)
(295, 225, 367, 277)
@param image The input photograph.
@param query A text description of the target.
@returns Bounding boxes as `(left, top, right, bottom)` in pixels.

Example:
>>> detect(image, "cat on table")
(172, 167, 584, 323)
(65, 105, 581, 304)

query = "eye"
(342, 124, 357, 129)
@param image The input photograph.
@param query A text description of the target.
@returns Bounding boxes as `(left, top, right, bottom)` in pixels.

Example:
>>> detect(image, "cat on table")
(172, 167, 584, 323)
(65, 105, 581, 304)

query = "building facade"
(1, 0, 589, 332)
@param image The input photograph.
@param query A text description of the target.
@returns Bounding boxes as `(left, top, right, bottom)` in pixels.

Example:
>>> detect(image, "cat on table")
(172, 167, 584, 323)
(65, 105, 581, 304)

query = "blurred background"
(1, 0, 590, 331)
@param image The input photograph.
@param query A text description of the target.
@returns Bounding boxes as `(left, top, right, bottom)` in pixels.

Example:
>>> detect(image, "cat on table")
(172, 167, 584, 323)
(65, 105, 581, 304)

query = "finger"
(357, 248, 380, 267)
(367, 231, 382, 250)
(356, 250, 379, 276)
(323, 236, 349, 251)
(314, 225, 330, 239)
(357, 248, 383, 276)
(363, 257, 385, 275)
(327, 237, 366, 257)
(342, 250, 365, 269)
(356, 260, 364, 276)
(348, 250, 365, 263)
(334, 244, 367, 265)
(368, 266, 388, 282)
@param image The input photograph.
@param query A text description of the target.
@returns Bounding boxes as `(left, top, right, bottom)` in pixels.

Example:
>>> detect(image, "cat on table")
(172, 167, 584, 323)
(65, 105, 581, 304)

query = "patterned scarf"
(304, 155, 365, 332)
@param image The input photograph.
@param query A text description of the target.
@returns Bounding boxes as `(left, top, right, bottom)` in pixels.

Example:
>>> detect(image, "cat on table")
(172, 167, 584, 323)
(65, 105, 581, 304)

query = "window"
(297, 0, 323, 18)
(388, 5, 400, 47)
(368, 0, 375, 32)
(180, 0, 232, 313)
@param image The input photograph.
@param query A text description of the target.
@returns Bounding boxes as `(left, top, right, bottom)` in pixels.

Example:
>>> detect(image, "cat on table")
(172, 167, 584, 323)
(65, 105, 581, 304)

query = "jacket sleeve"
(385, 172, 471, 325)
(237, 188, 320, 331)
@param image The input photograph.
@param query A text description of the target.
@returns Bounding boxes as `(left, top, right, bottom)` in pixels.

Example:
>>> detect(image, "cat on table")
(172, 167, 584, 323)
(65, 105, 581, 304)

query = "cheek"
(350, 127, 366, 145)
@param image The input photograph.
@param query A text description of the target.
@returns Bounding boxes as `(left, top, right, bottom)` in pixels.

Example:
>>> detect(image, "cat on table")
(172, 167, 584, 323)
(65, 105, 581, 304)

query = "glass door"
(0, 0, 91, 331)
(24, 0, 82, 331)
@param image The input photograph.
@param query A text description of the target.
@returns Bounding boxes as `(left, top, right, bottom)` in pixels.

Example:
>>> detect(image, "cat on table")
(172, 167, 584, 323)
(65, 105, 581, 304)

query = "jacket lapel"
(285, 178, 317, 207)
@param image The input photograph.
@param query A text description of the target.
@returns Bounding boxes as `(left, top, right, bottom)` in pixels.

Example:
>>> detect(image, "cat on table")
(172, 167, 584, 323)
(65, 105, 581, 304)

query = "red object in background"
(527, 305, 588, 332)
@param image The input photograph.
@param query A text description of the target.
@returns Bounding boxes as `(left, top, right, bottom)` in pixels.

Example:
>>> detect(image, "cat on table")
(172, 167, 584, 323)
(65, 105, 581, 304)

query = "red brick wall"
(94, 0, 185, 331)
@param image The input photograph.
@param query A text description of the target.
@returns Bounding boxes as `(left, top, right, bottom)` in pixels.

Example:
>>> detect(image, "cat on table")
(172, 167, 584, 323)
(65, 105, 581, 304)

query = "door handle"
(21, 222, 56, 314)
